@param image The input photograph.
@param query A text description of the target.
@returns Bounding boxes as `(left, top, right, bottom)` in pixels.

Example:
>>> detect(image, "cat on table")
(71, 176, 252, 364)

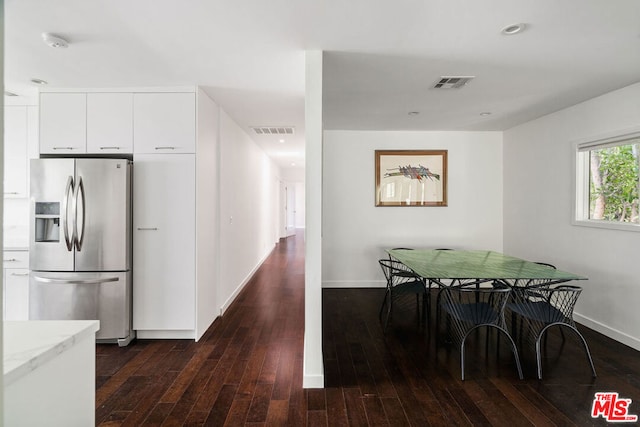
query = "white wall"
(1, 2, 5, 411)
(504, 82, 640, 350)
(322, 130, 503, 288)
(195, 88, 220, 339)
(218, 109, 281, 314)
(281, 167, 304, 182)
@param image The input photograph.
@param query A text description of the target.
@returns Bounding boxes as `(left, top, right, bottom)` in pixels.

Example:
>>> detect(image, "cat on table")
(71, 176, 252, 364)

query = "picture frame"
(375, 149, 448, 207)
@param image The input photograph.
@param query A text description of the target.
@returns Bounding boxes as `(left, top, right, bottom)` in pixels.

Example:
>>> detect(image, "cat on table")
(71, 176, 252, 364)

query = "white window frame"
(573, 126, 640, 232)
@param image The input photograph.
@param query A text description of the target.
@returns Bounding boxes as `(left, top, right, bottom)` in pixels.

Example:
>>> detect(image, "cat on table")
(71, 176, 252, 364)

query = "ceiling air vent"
(251, 126, 295, 135)
(432, 76, 474, 89)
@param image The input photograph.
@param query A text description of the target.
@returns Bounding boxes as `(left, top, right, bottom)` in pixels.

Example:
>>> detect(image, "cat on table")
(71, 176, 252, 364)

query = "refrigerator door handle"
(73, 176, 86, 251)
(63, 176, 74, 251)
(33, 276, 120, 284)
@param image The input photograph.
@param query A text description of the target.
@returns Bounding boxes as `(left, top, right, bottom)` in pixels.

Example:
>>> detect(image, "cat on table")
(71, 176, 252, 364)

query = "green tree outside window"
(589, 141, 639, 224)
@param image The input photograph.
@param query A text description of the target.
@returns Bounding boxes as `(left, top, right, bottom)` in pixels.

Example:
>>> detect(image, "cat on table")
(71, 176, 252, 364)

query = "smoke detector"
(42, 33, 69, 48)
(432, 76, 474, 89)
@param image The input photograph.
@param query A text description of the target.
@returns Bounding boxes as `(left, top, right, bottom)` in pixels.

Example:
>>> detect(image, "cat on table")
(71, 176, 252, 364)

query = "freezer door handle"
(63, 176, 74, 251)
(33, 276, 120, 284)
(73, 176, 86, 251)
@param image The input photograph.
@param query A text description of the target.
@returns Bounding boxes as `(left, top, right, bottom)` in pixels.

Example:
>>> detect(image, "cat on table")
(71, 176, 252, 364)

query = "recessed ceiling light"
(279, 139, 285, 143)
(408, 111, 420, 116)
(42, 32, 69, 48)
(291, 162, 296, 166)
(501, 23, 526, 35)
(480, 112, 492, 116)
(30, 78, 48, 85)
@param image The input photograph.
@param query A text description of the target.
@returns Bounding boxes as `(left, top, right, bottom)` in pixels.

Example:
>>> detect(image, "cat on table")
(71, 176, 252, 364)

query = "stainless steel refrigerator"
(29, 158, 134, 346)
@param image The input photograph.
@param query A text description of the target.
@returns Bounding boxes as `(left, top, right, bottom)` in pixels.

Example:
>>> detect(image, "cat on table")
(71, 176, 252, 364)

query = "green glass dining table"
(386, 249, 587, 287)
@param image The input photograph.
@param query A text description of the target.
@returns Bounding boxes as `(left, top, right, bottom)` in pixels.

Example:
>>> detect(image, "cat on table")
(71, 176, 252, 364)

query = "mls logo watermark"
(592, 392, 638, 422)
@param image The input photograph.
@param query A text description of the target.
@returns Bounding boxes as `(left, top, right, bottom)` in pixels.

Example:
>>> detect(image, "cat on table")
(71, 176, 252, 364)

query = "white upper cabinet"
(39, 91, 195, 155)
(4, 105, 38, 198)
(133, 93, 196, 153)
(27, 106, 39, 160)
(86, 93, 134, 153)
(4, 106, 28, 197)
(40, 93, 87, 154)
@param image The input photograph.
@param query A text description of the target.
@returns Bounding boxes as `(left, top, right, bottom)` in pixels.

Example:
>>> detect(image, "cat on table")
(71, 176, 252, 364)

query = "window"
(575, 131, 640, 230)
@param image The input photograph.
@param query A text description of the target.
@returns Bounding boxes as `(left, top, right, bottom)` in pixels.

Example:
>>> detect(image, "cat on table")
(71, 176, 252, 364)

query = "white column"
(303, 50, 324, 388)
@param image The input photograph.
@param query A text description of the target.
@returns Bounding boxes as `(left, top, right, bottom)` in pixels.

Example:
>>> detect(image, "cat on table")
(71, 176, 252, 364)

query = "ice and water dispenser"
(34, 202, 61, 242)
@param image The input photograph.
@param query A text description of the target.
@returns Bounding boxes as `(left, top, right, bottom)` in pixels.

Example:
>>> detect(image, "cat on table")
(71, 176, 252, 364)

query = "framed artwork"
(375, 149, 448, 206)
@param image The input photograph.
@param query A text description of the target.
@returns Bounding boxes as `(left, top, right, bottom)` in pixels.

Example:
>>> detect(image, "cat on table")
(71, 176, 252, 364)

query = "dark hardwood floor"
(96, 233, 640, 426)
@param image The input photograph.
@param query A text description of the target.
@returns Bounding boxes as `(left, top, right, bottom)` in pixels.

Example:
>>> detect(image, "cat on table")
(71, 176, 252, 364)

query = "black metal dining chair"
(507, 284, 596, 379)
(378, 259, 428, 330)
(438, 282, 523, 380)
(510, 262, 557, 339)
(388, 248, 435, 321)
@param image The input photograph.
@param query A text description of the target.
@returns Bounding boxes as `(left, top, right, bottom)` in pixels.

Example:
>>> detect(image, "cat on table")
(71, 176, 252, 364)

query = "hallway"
(95, 232, 307, 425)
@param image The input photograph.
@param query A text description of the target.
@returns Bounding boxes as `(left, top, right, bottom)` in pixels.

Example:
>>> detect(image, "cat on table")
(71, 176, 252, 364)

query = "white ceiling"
(5, 0, 640, 169)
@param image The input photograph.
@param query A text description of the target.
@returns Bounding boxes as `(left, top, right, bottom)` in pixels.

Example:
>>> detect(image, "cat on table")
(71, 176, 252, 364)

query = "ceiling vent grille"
(251, 126, 295, 135)
(432, 76, 474, 89)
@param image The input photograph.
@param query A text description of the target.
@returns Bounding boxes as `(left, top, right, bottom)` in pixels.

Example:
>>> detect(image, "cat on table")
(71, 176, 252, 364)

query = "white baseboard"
(136, 330, 195, 340)
(574, 312, 640, 351)
(219, 244, 276, 316)
(322, 280, 385, 288)
(303, 374, 325, 389)
(303, 334, 324, 388)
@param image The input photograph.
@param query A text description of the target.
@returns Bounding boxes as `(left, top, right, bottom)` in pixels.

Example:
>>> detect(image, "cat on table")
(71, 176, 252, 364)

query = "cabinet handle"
(4, 192, 19, 195)
(154, 146, 176, 150)
(53, 147, 77, 150)
(100, 146, 121, 150)
(33, 276, 119, 284)
(3, 258, 19, 262)
(137, 227, 158, 231)
(11, 273, 29, 277)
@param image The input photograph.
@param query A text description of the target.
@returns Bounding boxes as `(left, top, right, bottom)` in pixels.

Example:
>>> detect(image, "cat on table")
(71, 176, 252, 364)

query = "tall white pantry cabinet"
(4, 102, 38, 321)
(37, 88, 220, 341)
(133, 90, 220, 340)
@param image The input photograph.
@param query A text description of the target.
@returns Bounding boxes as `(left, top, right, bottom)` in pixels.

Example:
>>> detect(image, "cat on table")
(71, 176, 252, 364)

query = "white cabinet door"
(133, 154, 196, 331)
(133, 93, 196, 154)
(4, 268, 30, 320)
(87, 93, 134, 153)
(27, 106, 40, 161)
(4, 106, 28, 197)
(40, 93, 87, 154)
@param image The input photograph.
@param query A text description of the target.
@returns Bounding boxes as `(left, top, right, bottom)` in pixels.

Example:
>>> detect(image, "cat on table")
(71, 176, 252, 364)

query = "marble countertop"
(3, 320, 100, 385)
